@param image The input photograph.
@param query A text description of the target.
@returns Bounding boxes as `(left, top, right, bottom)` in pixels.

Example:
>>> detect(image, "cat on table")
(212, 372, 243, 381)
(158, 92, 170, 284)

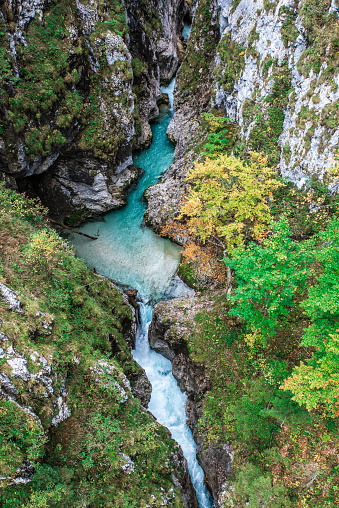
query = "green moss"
(242, 98, 256, 126)
(263, 0, 277, 12)
(321, 102, 339, 130)
(217, 33, 246, 93)
(1, 0, 133, 163)
(177, 0, 218, 93)
(131, 57, 148, 77)
(0, 186, 185, 508)
(262, 56, 276, 79)
(298, 0, 339, 78)
(246, 24, 259, 59)
(0, 399, 46, 476)
(230, 0, 242, 14)
(178, 262, 206, 291)
(279, 6, 300, 47)
(282, 143, 292, 164)
(247, 63, 292, 166)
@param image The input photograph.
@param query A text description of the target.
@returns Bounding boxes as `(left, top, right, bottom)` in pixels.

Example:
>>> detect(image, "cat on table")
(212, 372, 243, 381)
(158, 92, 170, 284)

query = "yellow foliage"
(282, 332, 339, 416)
(179, 152, 284, 252)
(25, 229, 65, 276)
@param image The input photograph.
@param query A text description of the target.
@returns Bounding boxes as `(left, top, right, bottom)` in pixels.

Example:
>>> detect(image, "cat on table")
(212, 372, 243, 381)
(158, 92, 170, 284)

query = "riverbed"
(68, 81, 214, 508)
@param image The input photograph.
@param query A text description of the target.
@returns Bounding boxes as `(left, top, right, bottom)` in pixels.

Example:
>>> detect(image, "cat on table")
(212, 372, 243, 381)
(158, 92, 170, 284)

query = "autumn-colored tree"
(24, 228, 66, 277)
(179, 152, 283, 251)
(173, 152, 283, 291)
(282, 333, 339, 416)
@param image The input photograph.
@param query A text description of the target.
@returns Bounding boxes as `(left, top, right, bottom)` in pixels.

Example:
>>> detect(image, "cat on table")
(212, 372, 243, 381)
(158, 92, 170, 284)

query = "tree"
(180, 152, 283, 252)
(283, 217, 339, 415)
(230, 464, 289, 508)
(24, 229, 65, 277)
(177, 152, 283, 293)
(225, 219, 313, 341)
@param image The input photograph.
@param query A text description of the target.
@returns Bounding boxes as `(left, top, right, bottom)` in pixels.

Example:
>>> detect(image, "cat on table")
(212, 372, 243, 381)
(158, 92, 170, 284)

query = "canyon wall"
(214, 0, 339, 186)
(145, 0, 339, 233)
(0, 0, 186, 224)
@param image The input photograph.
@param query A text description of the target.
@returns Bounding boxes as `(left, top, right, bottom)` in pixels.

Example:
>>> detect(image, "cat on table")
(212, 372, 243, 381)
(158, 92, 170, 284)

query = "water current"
(69, 81, 214, 508)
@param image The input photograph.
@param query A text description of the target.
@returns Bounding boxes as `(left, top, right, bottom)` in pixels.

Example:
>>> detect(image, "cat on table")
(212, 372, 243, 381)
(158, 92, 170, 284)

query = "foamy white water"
(133, 303, 214, 508)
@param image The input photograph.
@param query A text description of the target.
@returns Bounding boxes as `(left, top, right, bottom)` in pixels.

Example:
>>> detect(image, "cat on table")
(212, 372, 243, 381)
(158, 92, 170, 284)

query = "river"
(68, 80, 214, 508)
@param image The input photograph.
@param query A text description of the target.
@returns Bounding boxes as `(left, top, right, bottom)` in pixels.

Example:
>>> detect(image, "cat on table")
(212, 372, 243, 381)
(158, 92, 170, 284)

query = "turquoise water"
(182, 22, 192, 40)
(69, 81, 181, 298)
(69, 80, 214, 508)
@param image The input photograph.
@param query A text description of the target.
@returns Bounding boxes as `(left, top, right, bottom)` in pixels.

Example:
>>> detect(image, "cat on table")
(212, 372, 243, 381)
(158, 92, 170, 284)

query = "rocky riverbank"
(0, 186, 199, 507)
(149, 294, 233, 507)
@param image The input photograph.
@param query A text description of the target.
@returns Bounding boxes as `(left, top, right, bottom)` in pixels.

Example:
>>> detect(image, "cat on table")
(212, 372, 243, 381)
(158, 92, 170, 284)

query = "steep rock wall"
(214, 0, 339, 185)
(145, 0, 339, 235)
(145, 0, 221, 234)
(0, 0, 186, 224)
(126, 0, 187, 149)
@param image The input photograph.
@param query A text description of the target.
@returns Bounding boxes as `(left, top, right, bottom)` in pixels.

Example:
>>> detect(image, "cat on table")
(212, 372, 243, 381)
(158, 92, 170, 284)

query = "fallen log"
(49, 219, 98, 240)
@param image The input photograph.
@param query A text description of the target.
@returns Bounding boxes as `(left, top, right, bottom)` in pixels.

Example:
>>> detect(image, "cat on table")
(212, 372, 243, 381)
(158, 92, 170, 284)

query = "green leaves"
(226, 219, 312, 340)
(283, 218, 339, 414)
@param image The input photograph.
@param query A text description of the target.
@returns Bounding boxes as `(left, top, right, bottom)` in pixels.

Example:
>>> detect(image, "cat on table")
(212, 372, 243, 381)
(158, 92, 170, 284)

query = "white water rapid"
(133, 302, 214, 508)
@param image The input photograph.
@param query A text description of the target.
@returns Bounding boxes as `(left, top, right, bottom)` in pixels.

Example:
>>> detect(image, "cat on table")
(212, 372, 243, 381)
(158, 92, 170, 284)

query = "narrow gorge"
(1, 0, 339, 507)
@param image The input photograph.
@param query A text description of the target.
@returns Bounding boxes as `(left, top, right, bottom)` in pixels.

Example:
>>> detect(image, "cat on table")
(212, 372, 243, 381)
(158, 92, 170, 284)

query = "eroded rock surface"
(0, 0, 187, 223)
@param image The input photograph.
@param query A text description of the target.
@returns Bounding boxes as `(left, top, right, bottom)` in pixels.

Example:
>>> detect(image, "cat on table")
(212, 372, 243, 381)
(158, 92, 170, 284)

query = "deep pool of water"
(69, 80, 214, 508)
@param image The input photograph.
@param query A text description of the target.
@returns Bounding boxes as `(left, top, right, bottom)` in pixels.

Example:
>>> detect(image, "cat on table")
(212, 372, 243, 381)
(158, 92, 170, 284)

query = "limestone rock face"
(145, 0, 339, 237)
(214, 0, 339, 186)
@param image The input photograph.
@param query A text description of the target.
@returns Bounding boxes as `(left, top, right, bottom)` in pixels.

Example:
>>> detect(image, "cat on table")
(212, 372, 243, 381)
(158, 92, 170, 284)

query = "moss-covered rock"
(0, 185, 191, 507)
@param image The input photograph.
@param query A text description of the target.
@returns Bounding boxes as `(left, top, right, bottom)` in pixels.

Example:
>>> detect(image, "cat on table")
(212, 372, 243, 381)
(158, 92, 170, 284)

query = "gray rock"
(0, 282, 23, 313)
(149, 294, 233, 506)
(90, 360, 129, 403)
(214, 0, 339, 186)
(119, 452, 135, 474)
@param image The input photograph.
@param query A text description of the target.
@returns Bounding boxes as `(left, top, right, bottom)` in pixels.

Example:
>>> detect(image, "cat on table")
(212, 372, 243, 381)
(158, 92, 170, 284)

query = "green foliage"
(283, 218, 339, 415)
(271, 176, 339, 240)
(1, 0, 131, 162)
(0, 189, 184, 508)
(0, 399, 46, 476)
(226, 219, 313, 341)
(298, 0, 339, 77)
(263, 0, 277, 12)
(131, 57, 148, 77)
(230, 464, 289, 507)
(81, 413, 120, 471)
(0, 181, 47, 223)
(199, 113, 237, 157)
(7, 0, 73, 140)
(279, 6, 299, 47)
(247, 63, 292, 166)
(178, 0, 218, 93)
(216, 33, 245, 92)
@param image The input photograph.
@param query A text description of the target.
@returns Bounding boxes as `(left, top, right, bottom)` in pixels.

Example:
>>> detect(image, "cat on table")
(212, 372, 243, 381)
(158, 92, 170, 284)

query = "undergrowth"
(0, 184, 185, 507)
